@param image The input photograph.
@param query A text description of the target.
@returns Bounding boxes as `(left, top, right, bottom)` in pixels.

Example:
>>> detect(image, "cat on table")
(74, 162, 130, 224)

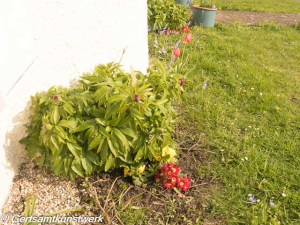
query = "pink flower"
(53, 95, 59, 100)
(173, 48, 181, 57)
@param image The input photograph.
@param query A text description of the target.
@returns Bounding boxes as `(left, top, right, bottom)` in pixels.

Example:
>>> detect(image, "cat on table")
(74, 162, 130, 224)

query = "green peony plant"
(20, 62, 192, 184)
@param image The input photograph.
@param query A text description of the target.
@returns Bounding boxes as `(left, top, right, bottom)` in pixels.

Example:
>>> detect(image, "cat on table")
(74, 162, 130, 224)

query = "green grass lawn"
(148, 23, 300, 224)
(193, 0, 300, 13)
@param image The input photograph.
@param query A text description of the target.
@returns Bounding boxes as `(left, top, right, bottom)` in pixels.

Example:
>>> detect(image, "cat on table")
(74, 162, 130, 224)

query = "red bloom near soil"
(155, 163, 191, 192)
(183, 33, 192, 43)
(173, 48, 181, 57)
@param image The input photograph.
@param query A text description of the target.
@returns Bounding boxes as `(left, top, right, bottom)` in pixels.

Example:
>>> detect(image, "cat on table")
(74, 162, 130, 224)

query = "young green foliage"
(20, 63, 187, 184)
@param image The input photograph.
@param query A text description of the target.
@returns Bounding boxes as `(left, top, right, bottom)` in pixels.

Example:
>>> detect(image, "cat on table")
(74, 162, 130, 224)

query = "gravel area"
(2, 162, 97, 225)
(216, 10, 300, 25)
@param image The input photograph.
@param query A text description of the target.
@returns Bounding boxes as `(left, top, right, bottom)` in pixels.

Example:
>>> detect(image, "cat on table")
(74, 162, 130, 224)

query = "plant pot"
(191, 5, 217, 28)
(175, 0, 189, 6)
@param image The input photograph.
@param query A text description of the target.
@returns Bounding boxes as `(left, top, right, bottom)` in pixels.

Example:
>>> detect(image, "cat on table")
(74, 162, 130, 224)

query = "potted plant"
(175, 0, 192, 6)
(191, 2, 217, 27)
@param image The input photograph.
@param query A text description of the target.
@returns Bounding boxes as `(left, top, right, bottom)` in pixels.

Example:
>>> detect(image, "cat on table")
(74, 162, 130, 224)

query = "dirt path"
(216, 10, 300, 25)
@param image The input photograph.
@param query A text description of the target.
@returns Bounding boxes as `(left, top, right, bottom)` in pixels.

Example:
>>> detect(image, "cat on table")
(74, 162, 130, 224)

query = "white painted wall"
(0, 0, 148, 211)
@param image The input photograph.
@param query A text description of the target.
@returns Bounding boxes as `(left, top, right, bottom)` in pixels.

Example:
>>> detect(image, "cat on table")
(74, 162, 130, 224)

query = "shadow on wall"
(3, 101, 31, 174)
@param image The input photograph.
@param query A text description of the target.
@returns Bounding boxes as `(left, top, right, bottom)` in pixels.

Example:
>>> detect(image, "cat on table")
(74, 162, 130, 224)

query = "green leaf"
(84, 127, 95, 141)
(67, 142, 81, 159)
(63, 103, 75, 115)
(94, 86, 111, 102)
(64, 156, 73, 174)
(109, 117, 121, 127)
(95, 118, 106, 126)
(52, 156, 63, 174)
(137, 84, 151, 94)
(35, 153, 45, 168)
(54, 126, 69, 140)
(98, 125, 110, 138)
(97, 135, 106, 153)
(105, 103, 120, 120)
(107, 138, 118, 157)
(19, 137, 30, 145)
(71, 160, 85, 177)
(107, 94, 127, 103)
(118, 116, 131, 127)
(85, 151, 99, 165)
(58, 120, 77, 129)
(75, 120, 95, 132)
(24, 194, 36, 217)
(130, 108, 144, 120)
(134, 147, 144, 161)
(105, 154, 115, 172)
(88, 135, 102, 150)
(50, 135, 60, 151)
(99, 139, 109, 165)
(120, 127, 137, 139)
(156, 98, 168, 105)
(81, 156, 93, 175)
(113, 128, 129, 149)
(82, 78, 90, 84)
(52, 106, 60, 125)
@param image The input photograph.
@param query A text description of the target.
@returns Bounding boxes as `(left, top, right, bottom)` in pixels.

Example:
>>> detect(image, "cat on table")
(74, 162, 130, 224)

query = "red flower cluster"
(181, 26, 190, 32)
(155, 163, 191, 192)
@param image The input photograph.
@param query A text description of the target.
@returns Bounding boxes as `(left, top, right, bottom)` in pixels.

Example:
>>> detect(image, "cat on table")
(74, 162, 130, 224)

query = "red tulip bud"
(173, 48, 181, 57)
(179, 78, 185, 86)
(43, 124, 47, 130)
(53, 95, 59, 101)
(159, 128, 164, 134)
(133, 94, 140, 102)
(183, 33, 192, 43)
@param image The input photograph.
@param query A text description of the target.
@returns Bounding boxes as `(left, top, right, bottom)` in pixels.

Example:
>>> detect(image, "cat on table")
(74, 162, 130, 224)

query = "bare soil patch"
(2, 149, 220, 224)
